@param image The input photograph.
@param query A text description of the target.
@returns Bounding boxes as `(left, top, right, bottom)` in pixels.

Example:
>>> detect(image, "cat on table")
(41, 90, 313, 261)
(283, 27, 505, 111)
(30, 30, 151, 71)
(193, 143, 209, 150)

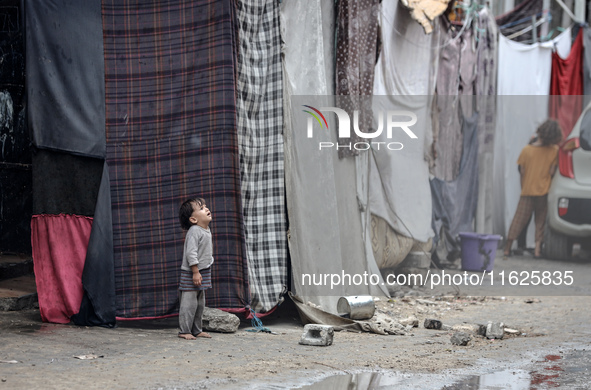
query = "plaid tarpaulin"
(236, 0, 288, 312)
(102, 0, 249, 318)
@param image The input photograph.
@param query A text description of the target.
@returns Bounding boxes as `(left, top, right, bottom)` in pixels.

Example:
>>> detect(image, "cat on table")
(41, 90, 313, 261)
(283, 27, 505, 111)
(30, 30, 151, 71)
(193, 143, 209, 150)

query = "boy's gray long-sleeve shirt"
(181, 225, 214, 271)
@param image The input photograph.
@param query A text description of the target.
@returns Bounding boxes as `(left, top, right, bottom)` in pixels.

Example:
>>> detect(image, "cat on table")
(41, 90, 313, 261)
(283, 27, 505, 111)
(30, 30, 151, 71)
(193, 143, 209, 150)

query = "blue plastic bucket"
(459, 232, 502, 272)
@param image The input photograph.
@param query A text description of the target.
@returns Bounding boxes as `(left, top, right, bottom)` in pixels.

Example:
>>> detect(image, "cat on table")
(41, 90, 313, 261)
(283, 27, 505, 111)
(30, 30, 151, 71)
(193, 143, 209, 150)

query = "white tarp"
(493, 29, 572, 246)
(281, 0, 383, 314)
(367, 0, 438, 244)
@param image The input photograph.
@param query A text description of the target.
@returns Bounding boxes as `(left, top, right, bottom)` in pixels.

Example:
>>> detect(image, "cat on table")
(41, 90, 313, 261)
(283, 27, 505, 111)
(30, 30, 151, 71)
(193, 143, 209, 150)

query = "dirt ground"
(1, 253, 591, 389)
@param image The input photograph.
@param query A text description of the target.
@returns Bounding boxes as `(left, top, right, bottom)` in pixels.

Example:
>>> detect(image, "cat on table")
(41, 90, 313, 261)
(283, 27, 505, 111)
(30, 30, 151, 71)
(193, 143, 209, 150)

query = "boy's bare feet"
(178, 333, 197, 340)
(196, 332, 212, 338)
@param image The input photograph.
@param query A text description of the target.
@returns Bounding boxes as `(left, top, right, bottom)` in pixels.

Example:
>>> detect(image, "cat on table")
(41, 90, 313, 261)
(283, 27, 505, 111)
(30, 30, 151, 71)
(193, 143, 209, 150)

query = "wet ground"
(300, 348, 591, 389)
(1, 251, 591, 389)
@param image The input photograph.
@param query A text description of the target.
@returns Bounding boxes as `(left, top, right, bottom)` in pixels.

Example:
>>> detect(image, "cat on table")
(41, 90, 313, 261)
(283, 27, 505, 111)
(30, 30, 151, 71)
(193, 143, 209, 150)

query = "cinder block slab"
(486, 322, 504, 339)
(299, 324, 334, 346)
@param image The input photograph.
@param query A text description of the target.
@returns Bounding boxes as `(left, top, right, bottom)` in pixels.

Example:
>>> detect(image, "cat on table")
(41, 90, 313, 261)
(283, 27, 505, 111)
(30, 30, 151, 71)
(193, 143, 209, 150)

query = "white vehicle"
(544, 103, 591, 260)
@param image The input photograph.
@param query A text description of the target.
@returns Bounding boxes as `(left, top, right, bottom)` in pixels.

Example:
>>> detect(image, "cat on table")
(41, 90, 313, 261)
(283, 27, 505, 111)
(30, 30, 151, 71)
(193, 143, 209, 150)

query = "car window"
(581, 110, 591, 151)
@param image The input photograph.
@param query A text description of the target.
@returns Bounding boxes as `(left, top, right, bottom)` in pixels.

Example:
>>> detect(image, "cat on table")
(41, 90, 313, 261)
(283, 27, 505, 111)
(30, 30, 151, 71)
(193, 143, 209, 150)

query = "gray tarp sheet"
(369, 0, 437, 244)
(282, 0, 382, 315)
(26, 0, 105, 158)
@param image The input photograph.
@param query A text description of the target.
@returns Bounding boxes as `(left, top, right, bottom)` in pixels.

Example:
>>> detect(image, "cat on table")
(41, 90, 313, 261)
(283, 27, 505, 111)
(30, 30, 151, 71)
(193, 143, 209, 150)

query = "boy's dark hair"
(179, 197, 205, 230)
(537, 119, 563, 146)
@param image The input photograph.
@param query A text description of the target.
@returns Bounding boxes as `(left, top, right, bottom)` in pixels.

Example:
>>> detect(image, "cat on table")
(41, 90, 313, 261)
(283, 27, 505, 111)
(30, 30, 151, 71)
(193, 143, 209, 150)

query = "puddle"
(298, 350, 591, 389)
(5, 323, 61, 334)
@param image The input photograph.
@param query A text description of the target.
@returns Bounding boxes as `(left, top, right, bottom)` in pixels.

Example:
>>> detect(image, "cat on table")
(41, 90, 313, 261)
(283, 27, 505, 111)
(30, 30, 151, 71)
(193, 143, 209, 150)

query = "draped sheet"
(550, 29, 584, 138)
(102, 0, 249, 318)
(26, 0, 106, 158)
(282, 0, 379, 314)
(236, 0, 288, 313)
(495, 0, 543, 44)
(370, 0, 437, 244)
(31, 215, 92, 324)
(493, 29, 571, 244)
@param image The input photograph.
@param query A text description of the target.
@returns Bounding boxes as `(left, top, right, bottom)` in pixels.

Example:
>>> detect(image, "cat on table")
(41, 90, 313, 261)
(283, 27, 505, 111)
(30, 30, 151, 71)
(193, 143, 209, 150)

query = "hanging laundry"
(550, 29, 584, 138)
(335, 0, 380, 157)
(434, 18, 476, 182)
(496, 0, 544, 44)
(400, 0, 452, 34)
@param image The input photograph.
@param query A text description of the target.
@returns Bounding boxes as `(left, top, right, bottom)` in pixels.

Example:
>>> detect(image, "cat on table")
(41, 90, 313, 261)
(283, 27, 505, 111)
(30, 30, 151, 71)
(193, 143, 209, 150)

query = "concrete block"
(452, 323, 484, 335)
(299, 324, 334, 346)
(486, 322, 504, 339)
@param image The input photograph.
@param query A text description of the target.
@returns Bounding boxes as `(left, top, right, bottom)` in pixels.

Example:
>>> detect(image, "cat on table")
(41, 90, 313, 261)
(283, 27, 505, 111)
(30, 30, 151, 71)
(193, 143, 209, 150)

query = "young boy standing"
(178, 197, 214, 340)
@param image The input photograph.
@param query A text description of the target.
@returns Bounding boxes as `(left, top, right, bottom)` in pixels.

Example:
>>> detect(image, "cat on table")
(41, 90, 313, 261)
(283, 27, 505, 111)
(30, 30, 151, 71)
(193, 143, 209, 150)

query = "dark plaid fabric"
(236, 0, 288, 312)
(102, 0, 249, 318)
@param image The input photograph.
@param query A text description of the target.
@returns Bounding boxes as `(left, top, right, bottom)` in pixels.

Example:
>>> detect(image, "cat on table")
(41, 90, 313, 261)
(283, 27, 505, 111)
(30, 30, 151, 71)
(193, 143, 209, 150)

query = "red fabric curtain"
(550, 29, 584, 138)
(31, 215, 93, 323)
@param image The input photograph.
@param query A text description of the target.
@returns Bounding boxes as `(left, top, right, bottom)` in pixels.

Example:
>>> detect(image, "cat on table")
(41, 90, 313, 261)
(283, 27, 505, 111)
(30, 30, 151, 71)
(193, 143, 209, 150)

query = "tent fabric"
(102, 0, 249, 318)
(31, 149, 103, 217)
(26, 0, 111, 325)
(31, 149, 112, 326)
(334, 0, 380, 157)
(71, 163, 116, 327)
(370, 0, 437, 244)
(493, 29, 571, 243)
(282, 0, 378, 314)
(25, 0, 106, 158)
(289, 293, 396, 335)
(235, 0, 288, 313)
(550, 29, 584, 138)
(31, 214, 92, 324)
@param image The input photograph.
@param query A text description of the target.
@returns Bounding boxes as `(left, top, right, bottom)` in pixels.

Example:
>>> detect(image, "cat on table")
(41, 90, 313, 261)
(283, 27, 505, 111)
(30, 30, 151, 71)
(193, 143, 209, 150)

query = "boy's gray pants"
(179, 290, 205, 335)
